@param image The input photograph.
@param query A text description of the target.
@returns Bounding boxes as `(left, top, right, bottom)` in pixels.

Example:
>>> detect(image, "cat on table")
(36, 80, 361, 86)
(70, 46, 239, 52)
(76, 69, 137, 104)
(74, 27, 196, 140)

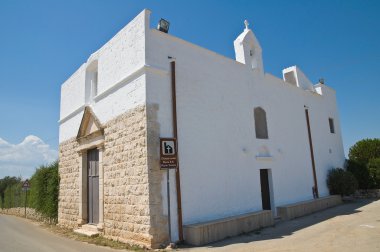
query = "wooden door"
(87, 148, 99, 224)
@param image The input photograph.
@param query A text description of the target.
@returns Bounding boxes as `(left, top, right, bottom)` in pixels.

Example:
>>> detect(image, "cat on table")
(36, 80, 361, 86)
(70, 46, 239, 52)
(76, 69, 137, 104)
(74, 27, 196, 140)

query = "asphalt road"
(1, 199, 379, 252)
(182, 199, 380, 252)
(0, 214, 119, 252)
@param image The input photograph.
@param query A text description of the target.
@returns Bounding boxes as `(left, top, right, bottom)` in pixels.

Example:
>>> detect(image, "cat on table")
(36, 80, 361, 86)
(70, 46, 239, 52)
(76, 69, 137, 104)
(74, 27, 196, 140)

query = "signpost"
(160, 138, 178, 170)
(22, 179, 30, 218)
(160, 138, 178, 243)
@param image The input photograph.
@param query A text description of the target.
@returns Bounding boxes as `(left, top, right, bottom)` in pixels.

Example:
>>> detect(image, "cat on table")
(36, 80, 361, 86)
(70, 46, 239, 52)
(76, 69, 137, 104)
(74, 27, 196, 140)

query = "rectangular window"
(254, 107, 268, 139)
(92, 71, 98, 97)
(329, 118, 335, 134)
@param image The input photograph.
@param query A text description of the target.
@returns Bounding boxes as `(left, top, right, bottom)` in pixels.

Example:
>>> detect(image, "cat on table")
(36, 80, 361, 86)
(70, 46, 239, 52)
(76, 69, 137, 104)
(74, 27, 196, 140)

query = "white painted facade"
(59, 9, 345, 243)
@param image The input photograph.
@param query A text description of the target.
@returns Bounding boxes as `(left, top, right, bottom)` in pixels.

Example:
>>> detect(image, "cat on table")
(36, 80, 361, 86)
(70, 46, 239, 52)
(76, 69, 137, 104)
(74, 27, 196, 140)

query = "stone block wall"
(0, 207, 45, 222)
(276, 195, 342, 221)
(354, 189, 380, 199)
(183, 210, 274, 246)
(102, 104, 167, 248)
(146, 103, 168, 248)
(58, 138, 80, 228)
(102, 105, 150, 246)
(58, 105, 168, 249)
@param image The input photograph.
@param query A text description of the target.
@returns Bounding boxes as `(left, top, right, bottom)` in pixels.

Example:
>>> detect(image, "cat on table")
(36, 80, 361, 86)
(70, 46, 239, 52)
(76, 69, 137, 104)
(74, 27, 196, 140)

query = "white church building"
(58, 9, 345, 248)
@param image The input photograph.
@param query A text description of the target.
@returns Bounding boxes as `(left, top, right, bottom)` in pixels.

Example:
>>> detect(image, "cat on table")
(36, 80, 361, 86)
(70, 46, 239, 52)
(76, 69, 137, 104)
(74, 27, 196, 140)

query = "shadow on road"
(179, 198, 378, 249)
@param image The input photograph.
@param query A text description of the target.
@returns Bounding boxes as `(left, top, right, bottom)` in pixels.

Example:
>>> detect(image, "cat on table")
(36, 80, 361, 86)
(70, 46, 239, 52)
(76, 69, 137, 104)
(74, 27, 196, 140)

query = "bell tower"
(234, 20, 264, 74)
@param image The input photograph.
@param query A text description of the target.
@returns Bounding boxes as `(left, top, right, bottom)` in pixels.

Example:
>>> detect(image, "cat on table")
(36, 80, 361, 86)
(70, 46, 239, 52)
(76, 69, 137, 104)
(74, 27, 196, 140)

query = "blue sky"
(0, 0, 379, 178)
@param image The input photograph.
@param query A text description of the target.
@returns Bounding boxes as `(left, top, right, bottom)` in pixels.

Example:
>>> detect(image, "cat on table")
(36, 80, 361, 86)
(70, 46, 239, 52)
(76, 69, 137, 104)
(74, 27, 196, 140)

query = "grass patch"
(41, 224, 152, 251)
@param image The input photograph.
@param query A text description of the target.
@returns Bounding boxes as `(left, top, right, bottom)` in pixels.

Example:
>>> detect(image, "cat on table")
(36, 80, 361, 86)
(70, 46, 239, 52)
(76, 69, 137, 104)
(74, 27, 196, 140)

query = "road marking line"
(359, 224, 375, 229)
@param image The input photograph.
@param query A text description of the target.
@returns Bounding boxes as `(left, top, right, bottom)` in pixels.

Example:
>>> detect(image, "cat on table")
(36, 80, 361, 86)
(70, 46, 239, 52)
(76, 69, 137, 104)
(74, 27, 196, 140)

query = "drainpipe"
(170, 60, 184, 242)
(304, 107, 319, 198)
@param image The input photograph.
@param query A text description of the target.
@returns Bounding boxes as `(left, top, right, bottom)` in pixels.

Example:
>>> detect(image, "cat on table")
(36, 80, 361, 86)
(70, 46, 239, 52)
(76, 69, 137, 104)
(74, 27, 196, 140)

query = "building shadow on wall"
(179, 198, 377, 249)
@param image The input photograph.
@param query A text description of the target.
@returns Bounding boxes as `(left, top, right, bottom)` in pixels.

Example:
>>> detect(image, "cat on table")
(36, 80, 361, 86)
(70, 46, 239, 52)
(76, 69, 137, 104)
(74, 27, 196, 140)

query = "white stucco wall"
(59, 9, 150, 142)
(59, 9, 345, 244)
(60, 64, 86, 120)
(145, 23, 345, 239)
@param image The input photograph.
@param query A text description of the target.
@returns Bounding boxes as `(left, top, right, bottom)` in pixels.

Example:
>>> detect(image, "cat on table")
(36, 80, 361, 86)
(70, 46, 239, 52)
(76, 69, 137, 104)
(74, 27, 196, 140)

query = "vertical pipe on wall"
(166, 169, 172, 242)
(305, 108, 319, 198)
(170, 61, 184, 242)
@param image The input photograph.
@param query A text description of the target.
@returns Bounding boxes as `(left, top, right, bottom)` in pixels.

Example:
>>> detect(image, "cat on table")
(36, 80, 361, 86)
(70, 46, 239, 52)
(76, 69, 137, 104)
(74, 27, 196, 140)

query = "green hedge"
(0, 176, 23, 209)
(4, 183, 28, 208)
(0, 161, 59, 222)
(29, 161, 59, 221)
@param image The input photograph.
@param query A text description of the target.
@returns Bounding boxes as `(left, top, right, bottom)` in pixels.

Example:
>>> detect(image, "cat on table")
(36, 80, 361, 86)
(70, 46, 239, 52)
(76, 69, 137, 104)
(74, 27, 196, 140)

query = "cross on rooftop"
(244, 20, 250, 30)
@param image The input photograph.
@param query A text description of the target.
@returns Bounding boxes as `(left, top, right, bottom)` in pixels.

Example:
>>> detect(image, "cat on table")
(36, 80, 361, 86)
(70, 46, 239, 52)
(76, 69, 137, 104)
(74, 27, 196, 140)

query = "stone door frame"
(77, 137, 104, 230)
(76, 106, 105, 231)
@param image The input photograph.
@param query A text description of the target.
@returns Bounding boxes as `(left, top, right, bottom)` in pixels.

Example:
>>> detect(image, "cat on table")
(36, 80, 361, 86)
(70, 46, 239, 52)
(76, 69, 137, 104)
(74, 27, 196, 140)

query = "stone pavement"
(179, 199, 380, 252)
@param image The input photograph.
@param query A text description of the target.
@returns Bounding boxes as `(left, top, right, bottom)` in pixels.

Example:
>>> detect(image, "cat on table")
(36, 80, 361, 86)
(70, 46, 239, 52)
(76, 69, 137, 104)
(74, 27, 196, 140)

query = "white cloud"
(0, 135, 58, 179)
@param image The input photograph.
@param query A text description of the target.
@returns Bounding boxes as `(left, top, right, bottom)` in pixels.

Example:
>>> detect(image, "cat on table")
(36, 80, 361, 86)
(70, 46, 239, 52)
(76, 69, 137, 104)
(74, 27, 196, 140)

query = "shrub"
(368, 158, 380, 188)
(346, 159, 371, 189)
(327, 168, 358, 196)
(347, 138, 380, 189)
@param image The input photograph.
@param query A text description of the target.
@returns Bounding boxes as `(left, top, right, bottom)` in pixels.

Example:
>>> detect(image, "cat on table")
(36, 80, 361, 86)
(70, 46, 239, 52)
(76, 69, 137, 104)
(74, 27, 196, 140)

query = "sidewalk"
(179, 199, 380, 252)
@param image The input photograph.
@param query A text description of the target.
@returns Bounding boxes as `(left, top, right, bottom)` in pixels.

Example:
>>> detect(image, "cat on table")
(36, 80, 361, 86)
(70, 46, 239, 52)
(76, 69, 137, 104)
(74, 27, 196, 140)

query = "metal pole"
(170, 61, 184, 242)
(24, 189, 27, 218)
(305, 108, 319, 198)
(166, 169, 172, 242)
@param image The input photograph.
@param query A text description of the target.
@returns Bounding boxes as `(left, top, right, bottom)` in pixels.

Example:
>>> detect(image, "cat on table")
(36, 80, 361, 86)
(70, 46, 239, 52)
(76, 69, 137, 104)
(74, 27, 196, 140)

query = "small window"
(85, 60, 98, 104)
(254, 107, 269, 139)
(329, 118, 335, 134)
(92, 71, 98, 97)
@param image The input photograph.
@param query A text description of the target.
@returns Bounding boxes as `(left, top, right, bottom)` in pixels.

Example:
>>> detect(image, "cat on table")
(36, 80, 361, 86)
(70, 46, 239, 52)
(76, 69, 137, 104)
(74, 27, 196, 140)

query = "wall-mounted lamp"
(157, 18, 170, 33)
